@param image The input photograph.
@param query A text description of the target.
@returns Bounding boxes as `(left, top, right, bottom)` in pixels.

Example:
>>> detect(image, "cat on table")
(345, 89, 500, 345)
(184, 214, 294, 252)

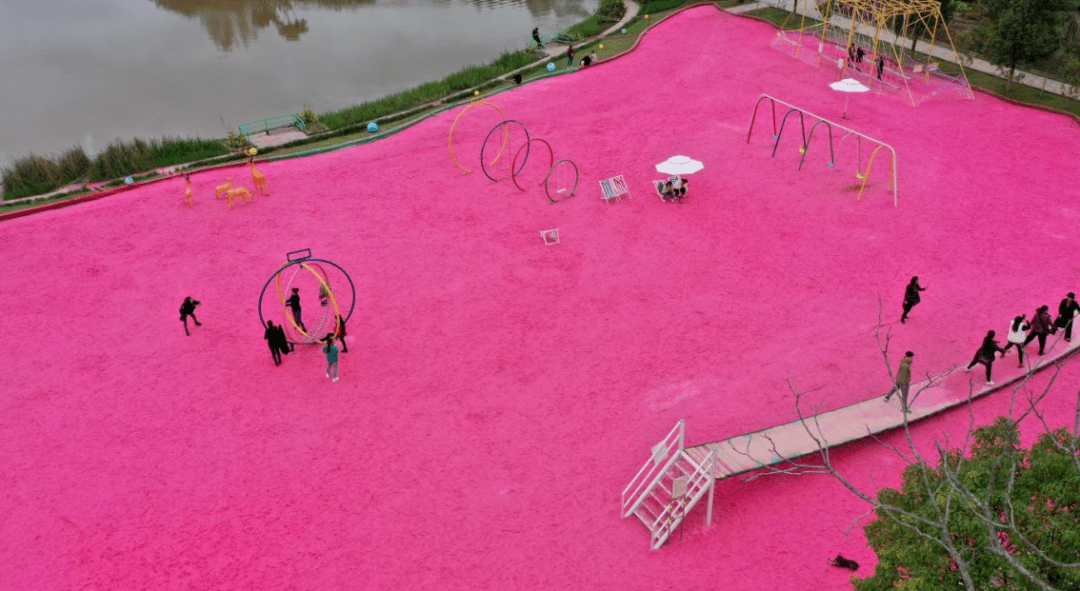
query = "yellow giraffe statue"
(182, 173, 194, 207)
(225, 187, 254, 210)
(215, 177, 232, 200)
(247, 158, 269, 196)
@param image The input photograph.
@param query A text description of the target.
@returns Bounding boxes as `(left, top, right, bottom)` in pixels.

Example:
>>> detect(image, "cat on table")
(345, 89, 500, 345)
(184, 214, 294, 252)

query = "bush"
(1, 146, 91, 200)
(641, 0, 686, 15)
(599, 0, 627, 20)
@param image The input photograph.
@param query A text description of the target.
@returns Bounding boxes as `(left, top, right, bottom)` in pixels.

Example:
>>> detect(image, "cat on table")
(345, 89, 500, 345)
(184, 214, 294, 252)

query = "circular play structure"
(543, 159, 579, 203)
(480, 119, 531, 183)
(257, 249, 357, 345)
(447, 100, 508, 175)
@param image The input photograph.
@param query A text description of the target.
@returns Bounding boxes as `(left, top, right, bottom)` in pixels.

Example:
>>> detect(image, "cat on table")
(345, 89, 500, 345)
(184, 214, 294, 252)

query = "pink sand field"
(3, 6, 1080, 590)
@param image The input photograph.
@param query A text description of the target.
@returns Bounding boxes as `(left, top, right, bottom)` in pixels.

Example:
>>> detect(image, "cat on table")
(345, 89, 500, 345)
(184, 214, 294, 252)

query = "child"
(323, 335, 340, 382)
(179, 296, 202, 336)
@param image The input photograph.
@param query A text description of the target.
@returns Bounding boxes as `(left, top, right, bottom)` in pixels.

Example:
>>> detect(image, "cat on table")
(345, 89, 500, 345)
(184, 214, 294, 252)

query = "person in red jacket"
(1024, 305, 1055, 355)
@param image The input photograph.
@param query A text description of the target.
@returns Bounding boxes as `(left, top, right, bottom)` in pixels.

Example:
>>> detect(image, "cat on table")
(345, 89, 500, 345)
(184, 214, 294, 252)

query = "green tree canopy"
(980, 0, 1072, 92)
(855, 417, 1080, 591)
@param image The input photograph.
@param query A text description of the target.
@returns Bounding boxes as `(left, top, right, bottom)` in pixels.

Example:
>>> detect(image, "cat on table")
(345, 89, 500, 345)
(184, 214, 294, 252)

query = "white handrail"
(621, 420, 685, 518)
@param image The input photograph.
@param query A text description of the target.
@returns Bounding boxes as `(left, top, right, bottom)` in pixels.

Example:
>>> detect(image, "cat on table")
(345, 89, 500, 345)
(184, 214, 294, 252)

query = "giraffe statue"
(247, 159, 269, 196)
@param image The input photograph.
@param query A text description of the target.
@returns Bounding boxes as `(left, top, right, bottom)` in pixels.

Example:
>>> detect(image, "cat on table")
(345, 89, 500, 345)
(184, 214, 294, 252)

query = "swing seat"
(600, 175, 630, 203)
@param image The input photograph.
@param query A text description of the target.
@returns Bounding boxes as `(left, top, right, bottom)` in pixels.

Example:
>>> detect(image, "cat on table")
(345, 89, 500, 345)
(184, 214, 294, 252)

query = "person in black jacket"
(264, 321, 282, 366)
(900, 276, 927, 324)
(532, 27, 542, 48)
(179, 296, 202, 336)
(965, 330, 1005, 385)
(335, 314, 349, 353)
(1056, 292, 1079, 342)
(274, 321, 293, 353)
(285, 287, 307, 332)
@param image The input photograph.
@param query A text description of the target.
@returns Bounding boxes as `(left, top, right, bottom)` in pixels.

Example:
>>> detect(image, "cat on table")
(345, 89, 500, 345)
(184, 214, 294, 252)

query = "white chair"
(599, 175, 630, 203)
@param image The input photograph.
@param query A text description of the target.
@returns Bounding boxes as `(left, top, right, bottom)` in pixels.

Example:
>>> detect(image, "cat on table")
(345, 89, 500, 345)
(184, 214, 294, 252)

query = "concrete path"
(731, 0, 1079, 99)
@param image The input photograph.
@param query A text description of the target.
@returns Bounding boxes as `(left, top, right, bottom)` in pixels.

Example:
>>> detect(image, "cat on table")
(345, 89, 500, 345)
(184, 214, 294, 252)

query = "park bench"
(238, 113, 306, 137)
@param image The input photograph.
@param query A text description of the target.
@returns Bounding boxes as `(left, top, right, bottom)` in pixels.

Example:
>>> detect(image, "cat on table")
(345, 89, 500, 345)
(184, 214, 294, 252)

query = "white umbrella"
(655, 155, 704, 176)
(829, 78, 869, 120)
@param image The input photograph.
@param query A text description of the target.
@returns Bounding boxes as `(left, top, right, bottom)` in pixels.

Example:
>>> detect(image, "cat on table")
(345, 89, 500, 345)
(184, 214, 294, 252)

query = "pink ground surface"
(3, 7, 1080, 590)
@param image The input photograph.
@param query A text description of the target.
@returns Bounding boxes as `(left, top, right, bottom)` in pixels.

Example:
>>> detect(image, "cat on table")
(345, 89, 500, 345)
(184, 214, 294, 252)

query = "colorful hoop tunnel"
(544, 159, 579, 203)
(276, 262, 340, 340)
(480, 120, 530, 183)
(448, 100, 508, 175)
(257, 257, 357, 345)
(510, 138, 554, 193)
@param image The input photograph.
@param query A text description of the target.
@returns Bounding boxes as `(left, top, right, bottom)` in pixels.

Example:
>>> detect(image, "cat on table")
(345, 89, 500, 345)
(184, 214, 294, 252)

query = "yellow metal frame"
(857, 145, 894, 201)
(777, 0, 972, 107)
(448, 100, 508, 175)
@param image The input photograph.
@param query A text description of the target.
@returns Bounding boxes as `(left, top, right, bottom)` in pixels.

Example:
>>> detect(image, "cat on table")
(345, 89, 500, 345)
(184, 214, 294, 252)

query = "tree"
(889, 0, 959, 55)
(858, 418, 1080, 591)
(735, 301, 1080, 591)
(981, 0, 1072, 94)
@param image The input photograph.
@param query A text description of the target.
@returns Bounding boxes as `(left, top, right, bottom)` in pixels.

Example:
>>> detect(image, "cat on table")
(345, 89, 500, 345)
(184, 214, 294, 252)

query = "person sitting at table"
(658, 180, 676, 202)
(671, 176, 689, 201)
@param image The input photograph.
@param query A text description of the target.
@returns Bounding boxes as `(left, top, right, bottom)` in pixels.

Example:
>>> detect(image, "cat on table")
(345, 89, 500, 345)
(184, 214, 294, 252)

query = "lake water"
(0, 0, 598, 167)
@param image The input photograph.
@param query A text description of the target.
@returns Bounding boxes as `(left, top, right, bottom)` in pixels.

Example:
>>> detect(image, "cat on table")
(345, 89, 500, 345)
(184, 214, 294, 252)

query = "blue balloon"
(621, 28, 627, 34)
(546, 62, 556, 72)
(124, 177, 133, 184)
(367, 122, 378, 133)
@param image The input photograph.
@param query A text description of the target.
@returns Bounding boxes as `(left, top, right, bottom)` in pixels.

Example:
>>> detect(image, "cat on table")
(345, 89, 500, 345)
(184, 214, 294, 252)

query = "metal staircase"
(621, 420, 716, 550)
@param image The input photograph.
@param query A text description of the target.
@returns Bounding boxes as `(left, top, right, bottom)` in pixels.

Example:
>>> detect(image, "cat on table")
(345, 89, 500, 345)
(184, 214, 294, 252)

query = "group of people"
(179, 286, 349, 382)
(658, 176, 689, 203)
(845, 43, 888, 81)
(888, 278, 1079, 399)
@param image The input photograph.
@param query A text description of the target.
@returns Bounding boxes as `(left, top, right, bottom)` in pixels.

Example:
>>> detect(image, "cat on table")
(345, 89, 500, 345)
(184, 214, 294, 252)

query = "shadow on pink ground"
(2, 7, 1080, 590)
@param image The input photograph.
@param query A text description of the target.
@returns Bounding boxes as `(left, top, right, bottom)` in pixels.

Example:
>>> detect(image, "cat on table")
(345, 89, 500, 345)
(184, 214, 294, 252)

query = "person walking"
(1001, 315, 1030, 368)
(179, 296, 202, 336)
(965, 330, 1006, 385)
(1023, 305, 1055, 355)
(900, 276, 928, 324)
(1056, 292, 1079, 342)
(323, 336, 340, 382)
(885, 350, 913, 402)
(285, 287, 307, 333)
(566, 44, 575, 67)
(264, 321, 282, 366)
(532, 27, 542, 48)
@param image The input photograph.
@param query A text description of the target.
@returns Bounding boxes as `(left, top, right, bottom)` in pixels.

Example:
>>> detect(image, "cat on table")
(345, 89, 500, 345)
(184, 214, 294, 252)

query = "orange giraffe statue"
(182, 173, 194, 207)
(215, 177, 232, 199)
(225, 187, 254, 210)
(247, 159, 269, 196)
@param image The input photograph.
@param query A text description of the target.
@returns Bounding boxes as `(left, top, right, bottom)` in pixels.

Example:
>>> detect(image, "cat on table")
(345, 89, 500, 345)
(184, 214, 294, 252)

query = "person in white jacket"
(1001, 315, 1030, 368)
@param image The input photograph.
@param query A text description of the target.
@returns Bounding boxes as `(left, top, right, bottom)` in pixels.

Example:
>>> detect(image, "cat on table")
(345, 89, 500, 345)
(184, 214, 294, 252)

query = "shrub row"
(640, 0, 688, 15)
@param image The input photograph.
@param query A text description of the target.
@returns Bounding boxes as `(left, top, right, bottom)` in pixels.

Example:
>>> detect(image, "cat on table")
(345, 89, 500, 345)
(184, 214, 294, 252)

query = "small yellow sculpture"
(247, 159, 269, 196)
(182, 173, 194, 207)
(225, 187, 254, 210)
(215, 178, 233, 199)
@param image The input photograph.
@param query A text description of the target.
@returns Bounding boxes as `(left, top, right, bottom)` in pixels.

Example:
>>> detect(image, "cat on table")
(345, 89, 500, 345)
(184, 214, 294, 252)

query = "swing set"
(746, 94, 898, 207)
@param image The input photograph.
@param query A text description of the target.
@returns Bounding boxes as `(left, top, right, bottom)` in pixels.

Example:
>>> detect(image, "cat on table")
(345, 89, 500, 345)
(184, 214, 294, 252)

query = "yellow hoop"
(275, 262, 342, 340)
(448, 100, 508, 175)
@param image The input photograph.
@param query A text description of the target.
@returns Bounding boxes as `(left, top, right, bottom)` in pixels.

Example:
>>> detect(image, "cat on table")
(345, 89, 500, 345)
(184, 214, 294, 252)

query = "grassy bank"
(2, 137, 229, 201)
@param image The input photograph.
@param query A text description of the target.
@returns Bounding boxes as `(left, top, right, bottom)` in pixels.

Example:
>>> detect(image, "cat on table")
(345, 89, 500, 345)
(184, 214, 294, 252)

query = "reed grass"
(90, 137, 228, 181)
(1, 146, 91, 200)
